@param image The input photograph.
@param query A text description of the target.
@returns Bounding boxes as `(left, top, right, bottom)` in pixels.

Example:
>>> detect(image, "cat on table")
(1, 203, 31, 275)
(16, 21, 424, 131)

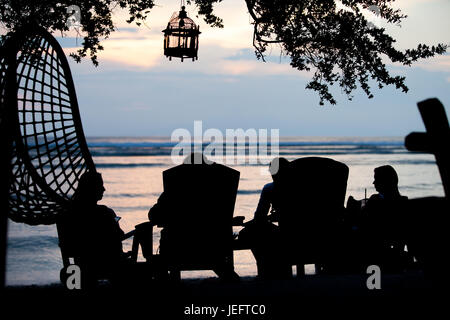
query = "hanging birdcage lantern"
(163, 3, 200, 62)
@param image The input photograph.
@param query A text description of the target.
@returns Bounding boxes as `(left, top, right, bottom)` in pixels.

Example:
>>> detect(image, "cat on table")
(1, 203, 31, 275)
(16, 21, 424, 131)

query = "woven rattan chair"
(1, 26, 95, 225)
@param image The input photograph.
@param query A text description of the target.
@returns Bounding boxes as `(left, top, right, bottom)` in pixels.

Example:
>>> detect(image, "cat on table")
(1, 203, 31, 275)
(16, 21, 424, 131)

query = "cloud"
(393, 0, 442, 9)
(412, 55, 450, 73)
(60, 0, 257, 72)
(75, 43, 308, 78)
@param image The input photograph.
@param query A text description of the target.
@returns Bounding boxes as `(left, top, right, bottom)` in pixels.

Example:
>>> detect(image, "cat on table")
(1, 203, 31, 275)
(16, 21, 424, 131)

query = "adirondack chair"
(277, 157, 349, 275)
(404, 98, 449, 283)
(148, 155, 240, 280)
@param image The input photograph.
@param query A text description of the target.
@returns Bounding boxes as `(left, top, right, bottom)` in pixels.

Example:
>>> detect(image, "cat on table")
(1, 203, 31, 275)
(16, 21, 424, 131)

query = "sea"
(5, 136, 445, 286)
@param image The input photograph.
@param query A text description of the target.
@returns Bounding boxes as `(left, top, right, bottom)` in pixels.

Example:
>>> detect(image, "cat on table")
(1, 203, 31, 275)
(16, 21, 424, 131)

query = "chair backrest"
(56, 213, 81, 268)
(161, 161, 240, 270)
(277, 157, 349, 263)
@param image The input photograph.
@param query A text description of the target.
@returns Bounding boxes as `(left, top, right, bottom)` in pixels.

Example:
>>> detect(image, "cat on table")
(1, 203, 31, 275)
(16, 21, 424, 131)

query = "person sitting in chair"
(148, 153, 240, 281)
(148, 153, 210, 253)
(65, 170, 129, 285)
(254, 157, 290, 223)
(238, 157, 292, 279)
(346, 165, 410, 272)
(363, 165, 410, 269)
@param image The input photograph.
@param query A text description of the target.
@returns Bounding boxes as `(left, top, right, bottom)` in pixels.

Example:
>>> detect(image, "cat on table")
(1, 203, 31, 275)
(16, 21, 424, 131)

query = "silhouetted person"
(349, 165, 410, 271)
(372, 165, 402, 200)
(239, 157, 291, 279)
(66, 170, 128, 286)
(148, 153, 240, 281)
(254, 157, 290, 223)
(149, 153, 210, 252)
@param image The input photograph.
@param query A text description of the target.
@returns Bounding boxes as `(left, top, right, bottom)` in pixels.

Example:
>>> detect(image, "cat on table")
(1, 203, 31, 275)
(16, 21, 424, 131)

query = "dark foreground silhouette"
(344, 165, 412, 273)
(1, 26, 448, 317)
(57, 149, 447, 289)
(238, 157, 291, 278)
(148, 153, 240, 281)
(57, 171, 138, 288)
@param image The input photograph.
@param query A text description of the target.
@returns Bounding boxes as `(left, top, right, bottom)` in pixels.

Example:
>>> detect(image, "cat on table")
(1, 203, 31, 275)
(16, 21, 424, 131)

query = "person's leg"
(253, 223, 291, 279)
(213, 265, 240, 282)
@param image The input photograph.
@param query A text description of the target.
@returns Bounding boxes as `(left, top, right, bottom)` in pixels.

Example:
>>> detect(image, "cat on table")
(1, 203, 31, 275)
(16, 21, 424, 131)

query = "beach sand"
(2, 271, 442, 318)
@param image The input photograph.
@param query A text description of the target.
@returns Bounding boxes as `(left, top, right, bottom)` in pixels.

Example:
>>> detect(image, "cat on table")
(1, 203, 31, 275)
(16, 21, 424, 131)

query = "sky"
(58, 0, 450, 137)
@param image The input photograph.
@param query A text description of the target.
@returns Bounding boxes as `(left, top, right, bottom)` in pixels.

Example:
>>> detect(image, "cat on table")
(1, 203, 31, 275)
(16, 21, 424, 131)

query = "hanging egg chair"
(0, 26, 95, 225)
(163, 5, 201, 62)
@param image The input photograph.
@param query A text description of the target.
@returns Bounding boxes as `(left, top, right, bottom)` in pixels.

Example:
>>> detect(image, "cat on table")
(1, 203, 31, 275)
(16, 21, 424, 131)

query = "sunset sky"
(59, 0, 450, 137)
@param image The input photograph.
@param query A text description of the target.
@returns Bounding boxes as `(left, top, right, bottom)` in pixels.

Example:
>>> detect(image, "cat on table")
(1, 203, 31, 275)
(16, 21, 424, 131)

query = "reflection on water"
(6, 137, 445, 285)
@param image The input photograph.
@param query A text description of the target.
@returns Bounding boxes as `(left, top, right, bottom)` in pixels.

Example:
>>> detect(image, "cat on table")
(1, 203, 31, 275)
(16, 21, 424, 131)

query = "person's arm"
(254, 183, 274, 221)
(148, 192, 167, 227)
(103, 206, 125, 239)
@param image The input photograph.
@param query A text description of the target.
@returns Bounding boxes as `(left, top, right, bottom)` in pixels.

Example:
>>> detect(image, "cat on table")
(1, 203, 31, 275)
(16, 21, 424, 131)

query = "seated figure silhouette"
(347, 165, 410, 271)
(254, 157, 290, 223)
(238, 157, 292, 279)
(148, 153, 240, 281)
(61, 170, 129, 286)
(365, 165, 410, 270)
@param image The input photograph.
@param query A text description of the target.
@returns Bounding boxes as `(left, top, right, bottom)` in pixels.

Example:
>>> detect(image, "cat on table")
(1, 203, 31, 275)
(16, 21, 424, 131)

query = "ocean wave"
(7, 236, 59, 250)
(111, 206, 152, 212)
(95, 162, 167, 168)
(277, 150, 409, 156)
(237, 190, 262, 195)
(90, 149, 173, 157)
(90, 148, 409, 157)
(84, 137, 410, 157)
(389, 160, 437, 166)
(86, 137, 404, 148)
(104, 192, 159, 198)
(400, 183, 443, 190)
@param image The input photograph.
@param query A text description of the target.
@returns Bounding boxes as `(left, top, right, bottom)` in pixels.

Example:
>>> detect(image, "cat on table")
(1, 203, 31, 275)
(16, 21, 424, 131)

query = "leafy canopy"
(0, 0, 447, 105)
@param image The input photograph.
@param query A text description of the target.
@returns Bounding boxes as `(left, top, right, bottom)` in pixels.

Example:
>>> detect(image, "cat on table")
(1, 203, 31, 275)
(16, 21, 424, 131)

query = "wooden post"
(0, 42, 16, 289)
(0, 133, 10, 289)
(405, 98, 450, 198)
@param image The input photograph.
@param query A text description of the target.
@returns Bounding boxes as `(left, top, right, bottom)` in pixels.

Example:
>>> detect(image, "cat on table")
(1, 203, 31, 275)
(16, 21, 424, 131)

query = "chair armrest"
(267, 213, 279, 223)
(123, 221, 155, 241)
(121, 230, 136, 241)
(232, 216, 246, 226)
(130, 222, 154, 262)
(136, 221, 155, 228)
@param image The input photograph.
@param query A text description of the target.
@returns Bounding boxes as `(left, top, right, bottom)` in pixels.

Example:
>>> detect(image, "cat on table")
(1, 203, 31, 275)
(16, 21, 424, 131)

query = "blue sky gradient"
(59, 0, 450, 137)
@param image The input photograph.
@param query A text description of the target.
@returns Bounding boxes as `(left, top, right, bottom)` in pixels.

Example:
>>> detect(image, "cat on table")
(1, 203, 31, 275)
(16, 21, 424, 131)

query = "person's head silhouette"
(373, 165, 400, 197)
(269, 157, 290, 183)
(73, 170, 105, 205)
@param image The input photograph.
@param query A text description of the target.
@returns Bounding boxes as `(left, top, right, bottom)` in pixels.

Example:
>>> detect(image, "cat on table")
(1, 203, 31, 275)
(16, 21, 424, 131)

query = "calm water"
(6, 137, 445, 286)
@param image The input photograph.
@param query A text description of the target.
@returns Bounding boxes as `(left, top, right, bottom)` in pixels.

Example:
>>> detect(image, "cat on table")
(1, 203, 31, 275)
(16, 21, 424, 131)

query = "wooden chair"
(149, 158, 240, 280)
(277, 157, 349, 275)
(404, 98, 449, 283)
